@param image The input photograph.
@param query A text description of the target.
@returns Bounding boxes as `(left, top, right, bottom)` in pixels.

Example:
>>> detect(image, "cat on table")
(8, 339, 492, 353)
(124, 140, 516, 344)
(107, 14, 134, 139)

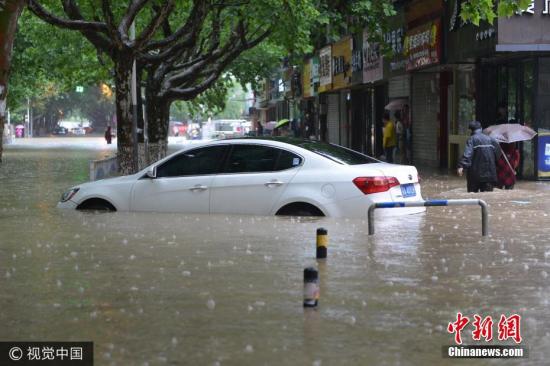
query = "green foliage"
(460, 0, 533, 25)
(8, 8, 113, 127)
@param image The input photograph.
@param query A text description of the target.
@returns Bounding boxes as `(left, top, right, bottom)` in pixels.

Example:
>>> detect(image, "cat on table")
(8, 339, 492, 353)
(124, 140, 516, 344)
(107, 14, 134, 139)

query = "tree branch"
(28, 0, 108, 32)
(119, 0, 150, 37)
(100, 0, 123, 48)
(143, 0, 208, 52)
(165, 26, 271, 101)
(133, 0, 175, 49)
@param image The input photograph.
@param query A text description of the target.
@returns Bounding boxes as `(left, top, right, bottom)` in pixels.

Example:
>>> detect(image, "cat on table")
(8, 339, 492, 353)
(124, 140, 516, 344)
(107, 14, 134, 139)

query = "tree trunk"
(0, 0, 26, 163)
(145, 94, 170, 165)
(114, 56, 137, 175)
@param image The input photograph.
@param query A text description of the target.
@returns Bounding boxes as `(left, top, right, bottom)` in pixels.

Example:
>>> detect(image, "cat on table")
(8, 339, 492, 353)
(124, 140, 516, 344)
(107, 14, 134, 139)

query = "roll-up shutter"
(327, 94, 340, 144)
(411, 73, 439, 168)
(389, 75, 410, 99)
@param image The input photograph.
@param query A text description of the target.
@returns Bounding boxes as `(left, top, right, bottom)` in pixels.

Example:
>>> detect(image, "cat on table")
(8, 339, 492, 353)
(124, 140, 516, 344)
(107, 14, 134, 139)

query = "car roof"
(220, 136, 325, 147)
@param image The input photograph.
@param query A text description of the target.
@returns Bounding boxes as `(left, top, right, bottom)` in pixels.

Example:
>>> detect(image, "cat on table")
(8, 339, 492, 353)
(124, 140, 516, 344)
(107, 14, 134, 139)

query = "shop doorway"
(478, 61, 535, 178)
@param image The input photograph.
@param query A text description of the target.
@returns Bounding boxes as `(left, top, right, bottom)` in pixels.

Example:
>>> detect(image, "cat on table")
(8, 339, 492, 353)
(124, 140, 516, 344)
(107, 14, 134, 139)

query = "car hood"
(72, 173, 138, 190)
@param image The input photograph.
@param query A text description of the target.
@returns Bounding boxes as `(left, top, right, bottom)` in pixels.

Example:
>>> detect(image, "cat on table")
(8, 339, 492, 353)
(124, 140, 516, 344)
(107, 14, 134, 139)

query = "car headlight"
(60, 188, 80, 202)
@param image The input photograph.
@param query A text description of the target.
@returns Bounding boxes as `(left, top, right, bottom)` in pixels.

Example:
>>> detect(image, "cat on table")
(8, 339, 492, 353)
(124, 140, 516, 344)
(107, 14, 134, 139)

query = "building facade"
(259, 0, 550, 180)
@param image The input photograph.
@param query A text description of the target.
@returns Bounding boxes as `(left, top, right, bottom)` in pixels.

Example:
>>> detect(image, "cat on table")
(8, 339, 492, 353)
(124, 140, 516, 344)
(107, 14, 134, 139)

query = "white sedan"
(57, 138, 425, 218)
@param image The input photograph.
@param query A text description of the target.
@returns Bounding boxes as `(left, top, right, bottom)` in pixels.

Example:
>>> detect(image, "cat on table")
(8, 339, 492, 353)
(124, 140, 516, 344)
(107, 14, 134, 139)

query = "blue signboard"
(537, 130, 550, 179)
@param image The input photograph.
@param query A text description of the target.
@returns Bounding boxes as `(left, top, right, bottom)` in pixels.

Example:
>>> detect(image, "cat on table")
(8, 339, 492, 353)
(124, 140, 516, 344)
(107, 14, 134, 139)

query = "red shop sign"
(404, 19, 441, 71)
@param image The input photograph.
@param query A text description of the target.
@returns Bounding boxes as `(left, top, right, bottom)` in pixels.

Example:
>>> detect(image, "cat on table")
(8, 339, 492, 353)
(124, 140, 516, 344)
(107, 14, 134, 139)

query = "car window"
(156, 145, 228, 178)
(298, 141, 377, 165)
(223, 145, 301, 173)
(274, 149, 302, 171)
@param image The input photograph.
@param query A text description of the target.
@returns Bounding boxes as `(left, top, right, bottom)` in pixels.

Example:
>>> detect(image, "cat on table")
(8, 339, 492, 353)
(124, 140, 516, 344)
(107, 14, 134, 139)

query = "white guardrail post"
(367, 199, 489, 236)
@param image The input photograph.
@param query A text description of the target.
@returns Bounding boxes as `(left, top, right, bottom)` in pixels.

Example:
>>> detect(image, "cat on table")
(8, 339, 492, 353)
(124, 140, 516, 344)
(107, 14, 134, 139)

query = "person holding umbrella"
(457, 121, 501, 192)
(496, 142, 520, 189)
(483, 120, 538, 189)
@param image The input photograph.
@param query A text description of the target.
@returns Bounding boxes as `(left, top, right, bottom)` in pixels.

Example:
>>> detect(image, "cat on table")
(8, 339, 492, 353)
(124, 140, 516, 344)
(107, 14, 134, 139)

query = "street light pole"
(130, 22, 139, 172)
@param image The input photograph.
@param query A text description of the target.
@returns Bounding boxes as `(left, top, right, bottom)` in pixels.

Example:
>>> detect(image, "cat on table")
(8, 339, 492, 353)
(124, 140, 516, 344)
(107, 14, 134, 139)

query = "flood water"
(1, 140, 549, 365)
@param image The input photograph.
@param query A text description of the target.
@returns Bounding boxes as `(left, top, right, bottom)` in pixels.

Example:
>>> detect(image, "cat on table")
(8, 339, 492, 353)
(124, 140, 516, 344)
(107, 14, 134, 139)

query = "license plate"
(401, 183, 416, 198)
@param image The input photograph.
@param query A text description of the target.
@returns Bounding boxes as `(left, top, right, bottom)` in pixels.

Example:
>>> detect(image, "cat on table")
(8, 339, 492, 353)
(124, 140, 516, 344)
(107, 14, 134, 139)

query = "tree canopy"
(0, 0, 535, 165)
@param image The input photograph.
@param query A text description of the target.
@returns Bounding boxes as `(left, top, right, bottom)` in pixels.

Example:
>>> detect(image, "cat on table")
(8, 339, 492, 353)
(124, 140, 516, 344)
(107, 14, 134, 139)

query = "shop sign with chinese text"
(363, 30, 383, 83)
(404, 19, 441, 71)
(319, 46, 332, 93)
(331, 37, 352, 90)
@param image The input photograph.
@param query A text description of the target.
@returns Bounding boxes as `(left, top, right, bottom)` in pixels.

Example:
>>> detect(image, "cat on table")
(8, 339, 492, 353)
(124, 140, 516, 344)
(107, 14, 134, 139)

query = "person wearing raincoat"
(382, 111, 397, 163)
(457, 121, 501, 192)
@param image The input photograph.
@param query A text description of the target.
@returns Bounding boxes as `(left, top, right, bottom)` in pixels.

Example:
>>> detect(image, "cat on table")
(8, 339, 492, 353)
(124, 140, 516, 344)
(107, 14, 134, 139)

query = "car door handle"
(189, 184, 208, 191)
(264, 180, 284, 187)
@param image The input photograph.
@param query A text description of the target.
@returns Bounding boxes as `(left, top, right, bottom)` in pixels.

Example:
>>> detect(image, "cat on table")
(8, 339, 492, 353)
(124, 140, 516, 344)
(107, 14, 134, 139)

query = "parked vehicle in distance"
(170, 121, 187, 137)
(71, 127, 86, 135)
(58, 138, 425, 218)
(52, 126, 69, 135)
(211, 119, 248, 139)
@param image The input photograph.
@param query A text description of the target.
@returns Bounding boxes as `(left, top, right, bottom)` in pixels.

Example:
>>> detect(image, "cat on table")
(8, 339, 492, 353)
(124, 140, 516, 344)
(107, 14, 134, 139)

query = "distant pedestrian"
(496, 142, 520, 190)
(402, 104, 412, 164)
(104, 126, 112, 144)
(394, 110, 405, 164)
(382, 110, 396, 163)
(457, 121, 501, 192)
(495, 103, 508, 125)
(257, 121, 264, 136)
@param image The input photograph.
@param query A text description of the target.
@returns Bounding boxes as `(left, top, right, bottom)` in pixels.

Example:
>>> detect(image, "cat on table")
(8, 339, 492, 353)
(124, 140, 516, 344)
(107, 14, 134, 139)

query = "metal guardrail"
(89, 155, 118, 181)
(368, 199, 489, 236)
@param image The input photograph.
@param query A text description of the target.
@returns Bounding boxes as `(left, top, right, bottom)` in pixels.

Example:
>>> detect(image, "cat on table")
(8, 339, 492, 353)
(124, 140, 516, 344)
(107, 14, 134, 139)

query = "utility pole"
(130, 22, 139, 172)
(142, 85, 149, 166)
(26, 97, 30, 138)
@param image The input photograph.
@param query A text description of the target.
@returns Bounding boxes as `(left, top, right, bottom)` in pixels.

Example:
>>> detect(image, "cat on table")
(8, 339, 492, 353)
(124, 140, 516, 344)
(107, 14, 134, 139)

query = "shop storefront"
(350, 32, 368, 153)
(475, 3, 550, 179)
(446, 0, 496, 170)
(331, 37, 353, 147)
(301, 56, 319, 139)
(384, 9, 409, 161)
(318, 45, 332, 142)
(362, 29, 385, 156)
(405, 9, 444, 168)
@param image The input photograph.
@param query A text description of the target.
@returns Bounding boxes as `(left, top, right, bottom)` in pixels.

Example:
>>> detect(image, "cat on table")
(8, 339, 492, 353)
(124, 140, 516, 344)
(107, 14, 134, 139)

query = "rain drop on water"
(206, 299, 216, 310)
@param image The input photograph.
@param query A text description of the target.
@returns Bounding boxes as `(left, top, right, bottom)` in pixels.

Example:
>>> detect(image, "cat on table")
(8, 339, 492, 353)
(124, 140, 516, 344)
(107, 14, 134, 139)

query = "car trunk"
(371, 163, 420, 201)
(353, 163, 421, 202)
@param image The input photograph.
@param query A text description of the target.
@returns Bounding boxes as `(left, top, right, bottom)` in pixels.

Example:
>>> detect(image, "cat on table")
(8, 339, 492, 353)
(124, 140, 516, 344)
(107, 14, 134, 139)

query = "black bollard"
(316, 228, 328, 259)
(303, 267, 319, 308)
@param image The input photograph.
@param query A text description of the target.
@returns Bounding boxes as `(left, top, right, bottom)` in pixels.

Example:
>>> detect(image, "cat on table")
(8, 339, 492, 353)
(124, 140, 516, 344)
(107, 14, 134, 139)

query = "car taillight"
(353, 176, 400, 194)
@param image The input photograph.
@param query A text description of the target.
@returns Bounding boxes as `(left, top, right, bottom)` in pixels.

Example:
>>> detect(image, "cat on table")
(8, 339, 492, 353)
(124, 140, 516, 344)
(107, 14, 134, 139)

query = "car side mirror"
(146, 167, 157, 179)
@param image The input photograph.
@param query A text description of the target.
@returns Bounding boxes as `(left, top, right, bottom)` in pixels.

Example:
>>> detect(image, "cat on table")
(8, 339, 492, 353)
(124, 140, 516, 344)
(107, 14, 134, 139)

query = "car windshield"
(297, 141, 378, 165)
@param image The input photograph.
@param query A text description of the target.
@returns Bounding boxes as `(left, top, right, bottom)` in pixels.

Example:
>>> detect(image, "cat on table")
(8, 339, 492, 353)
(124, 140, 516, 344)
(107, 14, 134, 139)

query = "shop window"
(457, 69, 476, 135)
